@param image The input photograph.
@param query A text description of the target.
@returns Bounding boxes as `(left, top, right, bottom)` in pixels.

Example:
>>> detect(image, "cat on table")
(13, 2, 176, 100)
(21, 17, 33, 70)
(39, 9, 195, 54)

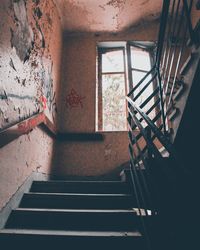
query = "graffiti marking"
(66, 88, 85, 109)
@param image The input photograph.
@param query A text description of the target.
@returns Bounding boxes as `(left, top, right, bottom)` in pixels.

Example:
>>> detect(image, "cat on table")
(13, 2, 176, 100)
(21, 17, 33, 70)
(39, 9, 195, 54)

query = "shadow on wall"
(53, 132, 130, 177)
(0, 126, 57, 210)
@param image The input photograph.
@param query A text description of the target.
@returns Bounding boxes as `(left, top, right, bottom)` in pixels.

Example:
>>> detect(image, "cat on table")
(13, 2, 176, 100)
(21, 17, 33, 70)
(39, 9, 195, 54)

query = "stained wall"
(0, 0, 62, 210)
(56, 21, 159, 176)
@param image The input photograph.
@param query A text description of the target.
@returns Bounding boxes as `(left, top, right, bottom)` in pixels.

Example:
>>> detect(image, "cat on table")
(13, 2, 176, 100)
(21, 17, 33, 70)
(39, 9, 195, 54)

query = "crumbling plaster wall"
(0, 0, 62, 128)
(56, 21, 159, 176)
(0, 0, 62, 210)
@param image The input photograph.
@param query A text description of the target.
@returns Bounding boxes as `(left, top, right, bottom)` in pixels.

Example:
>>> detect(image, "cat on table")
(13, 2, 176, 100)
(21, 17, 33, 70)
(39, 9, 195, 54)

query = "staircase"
(0, 174, 150, 249)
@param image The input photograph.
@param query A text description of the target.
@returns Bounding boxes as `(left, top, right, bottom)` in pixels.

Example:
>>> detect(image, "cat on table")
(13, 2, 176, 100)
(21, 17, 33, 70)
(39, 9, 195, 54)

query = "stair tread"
(6, 207, 139, 231)
(30, 181, 131, 194)
(27, 192, 132, 197)
(0, 229, 141, 237)
(32, 180, 125, 184)
(14, 208, 136, 213)
(20, 192, 135, 209)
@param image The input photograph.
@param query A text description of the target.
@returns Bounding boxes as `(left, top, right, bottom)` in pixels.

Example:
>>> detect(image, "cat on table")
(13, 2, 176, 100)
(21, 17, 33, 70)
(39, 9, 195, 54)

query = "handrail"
(127, 97, 181, 162)
(0, 111, 105, 148)
(0, 112, 56, 148)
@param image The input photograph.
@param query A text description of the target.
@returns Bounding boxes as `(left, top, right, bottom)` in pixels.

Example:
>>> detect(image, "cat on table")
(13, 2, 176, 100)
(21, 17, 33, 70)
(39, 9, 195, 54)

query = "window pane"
(131, 48, 151, 71)
(102, 74, 127, 131)
(102, 50, 124, 73)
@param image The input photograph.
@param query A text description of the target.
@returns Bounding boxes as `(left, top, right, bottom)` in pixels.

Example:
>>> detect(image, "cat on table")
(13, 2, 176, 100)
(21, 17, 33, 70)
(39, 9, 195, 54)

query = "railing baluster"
(126, 1, 195, 248)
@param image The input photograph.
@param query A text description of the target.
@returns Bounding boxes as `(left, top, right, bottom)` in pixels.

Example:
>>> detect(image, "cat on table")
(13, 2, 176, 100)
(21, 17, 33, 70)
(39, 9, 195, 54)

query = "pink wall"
(56, 22, 159, 176)
(0, 0, 62, 210)
(0, 128, 54, 209)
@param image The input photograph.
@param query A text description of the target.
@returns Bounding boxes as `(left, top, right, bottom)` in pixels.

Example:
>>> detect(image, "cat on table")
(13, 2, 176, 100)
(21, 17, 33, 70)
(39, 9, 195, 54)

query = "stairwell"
(0, 173, 151, 249)
(0, 1, 199, 250)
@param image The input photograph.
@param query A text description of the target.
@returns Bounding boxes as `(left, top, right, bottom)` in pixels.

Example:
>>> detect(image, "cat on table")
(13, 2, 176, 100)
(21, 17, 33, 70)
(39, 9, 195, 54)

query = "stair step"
(173, 83, 185, 101)
(0, 229, 144, 250)
(168, 107, 179, 121)
(20, 193, 136, 209)
(30, 180, 131, 194)
(5, 208, 139, 231)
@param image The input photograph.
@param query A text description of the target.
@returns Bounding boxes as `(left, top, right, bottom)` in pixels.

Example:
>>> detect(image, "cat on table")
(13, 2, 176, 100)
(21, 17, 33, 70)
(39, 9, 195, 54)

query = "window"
(96, 41, 156, 132)
(127, 44, 156, 122)
(97, 46, 127, 131)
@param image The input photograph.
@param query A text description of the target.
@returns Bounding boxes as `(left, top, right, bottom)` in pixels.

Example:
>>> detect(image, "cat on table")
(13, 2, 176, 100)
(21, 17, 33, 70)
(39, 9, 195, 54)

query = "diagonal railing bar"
(127, 97, 188, 174)
(131, 104, 161, 134)
(133, 73, 158, 102)
(140, 124, 164, 158)
(128, 98, 172, 153)
(126, 1, 195, 248)
(140, 87, 160, 109)
(127, 66, 156, 97)
(128, 106, 170, 169)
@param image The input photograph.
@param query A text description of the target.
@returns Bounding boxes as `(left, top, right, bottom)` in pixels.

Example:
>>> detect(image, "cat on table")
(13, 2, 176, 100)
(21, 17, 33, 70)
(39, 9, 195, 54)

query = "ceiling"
(55, 0, 162, 33)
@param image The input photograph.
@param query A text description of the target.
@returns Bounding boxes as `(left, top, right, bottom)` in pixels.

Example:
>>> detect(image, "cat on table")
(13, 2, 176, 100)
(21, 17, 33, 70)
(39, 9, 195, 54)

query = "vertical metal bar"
(162, 0, 181, 86)
(128, 159, 152, 250)
(129, 146, 149, 216)
(126, 42, 134, 94)
(156, 0, 171, 65)
(167, 21, 188, 107)
(157, 70, 167, 135)
(183, 0, 195, 43)
(161, 0, 176, 72)
(155, 0, 171, 135)
(164, 4, 185, 99)
(134, 137, 155, 214)
(97, 49, 103, 131)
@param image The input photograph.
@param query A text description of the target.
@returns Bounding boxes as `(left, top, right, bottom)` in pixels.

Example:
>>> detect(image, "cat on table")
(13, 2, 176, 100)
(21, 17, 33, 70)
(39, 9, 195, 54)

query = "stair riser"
(0, 234, 144, 250)
(31, 182, 131, 194)
(6, 211, 139, 231)
(20, 194, 136, 209)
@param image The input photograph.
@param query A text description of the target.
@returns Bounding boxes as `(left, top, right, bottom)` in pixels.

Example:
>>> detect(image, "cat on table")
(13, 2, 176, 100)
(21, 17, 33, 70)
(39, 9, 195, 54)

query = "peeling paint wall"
(55, 0, 162, 33)
(0, 0, 62, 129)
(56, 21, 159, 176)
(0, 0, 62, 210)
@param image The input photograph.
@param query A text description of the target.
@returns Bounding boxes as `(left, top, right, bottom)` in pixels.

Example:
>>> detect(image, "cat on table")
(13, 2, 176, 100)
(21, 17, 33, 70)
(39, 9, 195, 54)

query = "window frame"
(97, 46, 128, 132)
(96, 41, 157, 132)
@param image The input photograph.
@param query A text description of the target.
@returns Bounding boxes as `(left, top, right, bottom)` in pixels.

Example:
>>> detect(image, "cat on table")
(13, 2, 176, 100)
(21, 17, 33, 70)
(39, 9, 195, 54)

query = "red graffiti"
(18, 122, 28, 132)
(18, 113, 45, 133)
(66, 88, 85, 108)
(40, 95, 47, 110)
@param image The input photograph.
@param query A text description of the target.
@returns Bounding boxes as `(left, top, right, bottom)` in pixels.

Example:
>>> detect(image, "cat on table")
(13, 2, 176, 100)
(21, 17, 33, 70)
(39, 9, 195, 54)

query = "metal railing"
(126, 0, 196, 248)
